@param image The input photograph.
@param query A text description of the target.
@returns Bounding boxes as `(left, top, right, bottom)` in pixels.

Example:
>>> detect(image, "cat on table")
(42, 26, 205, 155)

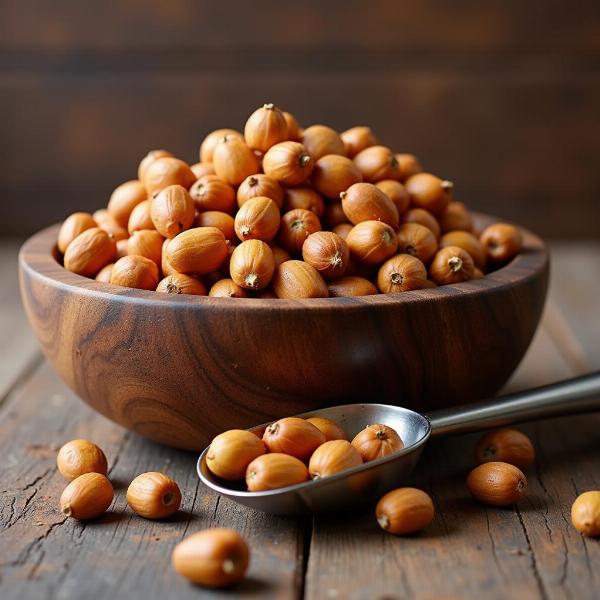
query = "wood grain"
(547, 242, 600, 370)
(0, 361, 306, 600)
(304, 327, 600, 600)
(1, 242, 599, 599)
(18, 216, 548, 450)
(0, 240, 41, 403)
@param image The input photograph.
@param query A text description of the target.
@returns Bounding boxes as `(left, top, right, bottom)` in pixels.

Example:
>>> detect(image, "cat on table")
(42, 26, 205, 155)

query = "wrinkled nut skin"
(405, 172, 453, 216)
(244, 103, 288, 152)
(262, 417, 326, 461)
(331, 223, 353, 241)
(229, 239, 275, 290)
(278, 209, 322, 255)
(166, 227, 228, 275)
(346, 221, 398, 266)
(324, 201, 348, 228)
(63, 227, 117, 277)
(150, 184, 195, 239)
(195, 211, 236, 243)
(308, 440, 363, 480)
(191, 161, 216, 179)
(58, 212, 97, 254)
(341, 182, 399, 228)
(340, 126, 379, 158)
(327, 276, 378, 297)
(172, 528, 249, 588)
(209, 278, 250, 298)
(440, 230, 486, 270)
(474, 428, 535, 469)
(282, 186, 325, 218)
(56, 439, 108, 481)
(128, 199, 155, 234)
(351, 424, 404, 462)
(402, 207, 441, 240)
(189, 177, 236, 214)
(312, 154, 363, 199)
(93, 209, 129, 241)
(396, 223, 438, 265)
(262, 141, 314, 186)
(95, 263, 114, 283)
(301, 125, 346, 161)
(282, 111, 301, 141)
(377, 254, 429, 294)
(213, 136, 260, 186)
(375, 180, 410, 215)
(144, 157, 196, 196)
(60, 472, 114, 520)
(110, 255, 159, 290)
(395, 153, 423, 181)
(107, 180, 147, 227)
(480, 223, 523, 263)
(246, 453, 310, 491)
(429, 245, 475, 285)
(234, 196, 281, 243)
(156, 273, 207, 296)
(466, 461, 527, 506)
(439, 201, 473, 233)
(138, 149, 174, 183)
(270, 246, 292, 268)
(571, 491, 600, 537)
(353, 146, 401, 182)
(305, 416, 348, 441)
(302, 231, 350, 280)
(200, 129, 243, 163)
(161, 239, 176, 276)
(127, 229, 164, 267)
(127, 471, 182, 519)
(272, 260, 329, 299)
(237, 174, 284, 209)
(115, 238, 129, 259)
(376, 487, 434, 535)
(206, 429, 266, 480)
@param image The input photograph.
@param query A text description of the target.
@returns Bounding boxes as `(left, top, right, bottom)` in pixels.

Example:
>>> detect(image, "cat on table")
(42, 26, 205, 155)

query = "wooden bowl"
(19, 215, 548, 450)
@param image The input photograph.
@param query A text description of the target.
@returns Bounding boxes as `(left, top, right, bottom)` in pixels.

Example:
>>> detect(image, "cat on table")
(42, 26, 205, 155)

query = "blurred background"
(1, 0, 599, 239)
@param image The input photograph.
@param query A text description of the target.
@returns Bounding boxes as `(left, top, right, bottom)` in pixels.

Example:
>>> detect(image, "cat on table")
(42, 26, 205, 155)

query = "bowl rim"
(19, 213, 548, 312)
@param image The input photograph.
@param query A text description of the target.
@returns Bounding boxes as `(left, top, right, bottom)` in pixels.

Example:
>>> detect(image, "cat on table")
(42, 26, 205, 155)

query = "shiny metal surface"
(427, 371, 600, 436)
(198, 372, 600, 515)
(198, 403, 431, 515)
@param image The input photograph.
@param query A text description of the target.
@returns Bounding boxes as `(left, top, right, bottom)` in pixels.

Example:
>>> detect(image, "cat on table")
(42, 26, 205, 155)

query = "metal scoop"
(197, 372, 600, 515)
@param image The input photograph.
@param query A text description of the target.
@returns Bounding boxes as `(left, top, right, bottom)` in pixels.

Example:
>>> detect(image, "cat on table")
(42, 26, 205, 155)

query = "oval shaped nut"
(63, 227, 116, 277)
(60, 472, 114, 520)
(166, 227, 229, 275)
(58, 212, 97, 254)
(150, 184, 195, 239)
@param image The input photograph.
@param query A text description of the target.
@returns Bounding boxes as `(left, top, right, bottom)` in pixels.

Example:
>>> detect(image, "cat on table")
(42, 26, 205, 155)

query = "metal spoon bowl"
(197, 373, 600, 515)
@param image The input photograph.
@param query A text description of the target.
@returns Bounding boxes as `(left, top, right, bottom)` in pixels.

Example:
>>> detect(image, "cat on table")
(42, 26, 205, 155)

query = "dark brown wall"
(1, 1, 599, 238)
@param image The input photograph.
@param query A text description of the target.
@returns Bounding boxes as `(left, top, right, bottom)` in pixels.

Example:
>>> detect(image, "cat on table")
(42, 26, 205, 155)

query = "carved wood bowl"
(19, 214, 548, 450)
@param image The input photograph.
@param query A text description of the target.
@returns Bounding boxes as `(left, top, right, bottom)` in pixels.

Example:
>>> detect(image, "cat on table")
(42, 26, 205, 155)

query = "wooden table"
(1, 240, 599, 600)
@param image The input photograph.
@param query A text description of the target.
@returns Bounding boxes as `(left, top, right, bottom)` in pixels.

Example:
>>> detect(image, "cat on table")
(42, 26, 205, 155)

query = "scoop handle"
(427, 371, 600, 437)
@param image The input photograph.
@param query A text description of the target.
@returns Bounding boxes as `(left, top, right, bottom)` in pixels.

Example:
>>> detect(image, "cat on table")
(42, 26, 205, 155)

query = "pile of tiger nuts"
(54, 425, 600, 590)
(206, 416, 404, 490)
(55, 438, 249, 588)
(57, 104, 524, 298)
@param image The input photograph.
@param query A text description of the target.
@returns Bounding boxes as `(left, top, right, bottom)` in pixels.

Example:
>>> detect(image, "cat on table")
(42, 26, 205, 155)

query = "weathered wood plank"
(0, 361, 305, 599)
(2, 244, 599, 599)
(547, 242, 600, 370)
(0, 240, 41, 403)
(305, 306, 600, 599)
